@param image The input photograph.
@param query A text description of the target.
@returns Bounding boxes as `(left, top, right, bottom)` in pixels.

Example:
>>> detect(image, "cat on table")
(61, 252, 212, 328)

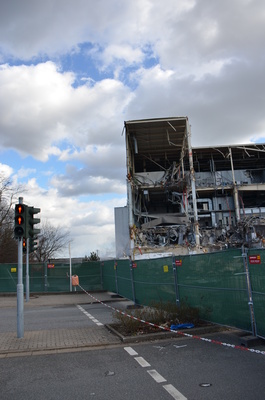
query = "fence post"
(100, 262, 103, 289)
(242, 246, 257, 336)
(129, 259, 136, 304)
(44, 262, 48, 292)
(114, 261, 119, 294)
(172, 256, 180, 306)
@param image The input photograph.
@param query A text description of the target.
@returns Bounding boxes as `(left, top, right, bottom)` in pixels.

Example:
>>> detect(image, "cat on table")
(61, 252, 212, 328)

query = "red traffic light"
(14, 203, 26, 238)
(17, 216, 24, 225)
(17, 205, 24, 214)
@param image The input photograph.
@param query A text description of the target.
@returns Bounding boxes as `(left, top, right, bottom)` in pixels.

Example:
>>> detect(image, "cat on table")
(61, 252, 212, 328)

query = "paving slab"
(0, 292, 124, 357)
(0, 326, 120, 357)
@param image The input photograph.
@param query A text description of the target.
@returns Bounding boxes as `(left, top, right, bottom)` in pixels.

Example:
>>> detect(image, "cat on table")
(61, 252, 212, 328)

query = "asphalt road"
(0, 297, 265, 399)
(1, 337, 265, 400)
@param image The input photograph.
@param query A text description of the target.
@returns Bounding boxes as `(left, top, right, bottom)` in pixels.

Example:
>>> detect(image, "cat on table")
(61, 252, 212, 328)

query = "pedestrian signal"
(14, 204, 27, 238)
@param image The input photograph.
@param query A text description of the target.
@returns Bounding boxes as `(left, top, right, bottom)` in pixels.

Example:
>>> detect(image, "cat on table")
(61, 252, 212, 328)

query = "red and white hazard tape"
(78, 285, 265, 356)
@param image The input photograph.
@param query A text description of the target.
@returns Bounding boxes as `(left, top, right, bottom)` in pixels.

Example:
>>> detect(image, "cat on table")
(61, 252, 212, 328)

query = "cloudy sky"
(0, 0, 265, 258)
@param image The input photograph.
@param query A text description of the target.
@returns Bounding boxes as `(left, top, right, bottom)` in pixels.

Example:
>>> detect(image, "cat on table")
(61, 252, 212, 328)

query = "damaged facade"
(115, 117, 265, 259)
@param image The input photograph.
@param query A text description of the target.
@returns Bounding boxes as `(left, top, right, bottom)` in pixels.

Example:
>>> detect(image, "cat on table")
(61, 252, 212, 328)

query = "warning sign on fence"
(248, 255, 261, 264)
(163, 265, 169, 273)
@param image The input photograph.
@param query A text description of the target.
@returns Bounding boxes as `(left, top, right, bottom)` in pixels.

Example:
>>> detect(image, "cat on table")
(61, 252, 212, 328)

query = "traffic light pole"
(25, 237, 30, 302)
(15, 197, 41, 338)
(17, 199, 24, 338)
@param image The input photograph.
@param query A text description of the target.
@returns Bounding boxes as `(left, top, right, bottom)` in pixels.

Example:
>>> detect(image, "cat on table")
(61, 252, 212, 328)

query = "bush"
(113, 301, 200, 335)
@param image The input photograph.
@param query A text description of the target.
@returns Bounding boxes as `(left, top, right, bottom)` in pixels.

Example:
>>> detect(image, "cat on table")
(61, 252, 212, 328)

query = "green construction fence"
(0, 248, 264, 339)
(0, 261, 102, 293)
(101, 248, 265, 339)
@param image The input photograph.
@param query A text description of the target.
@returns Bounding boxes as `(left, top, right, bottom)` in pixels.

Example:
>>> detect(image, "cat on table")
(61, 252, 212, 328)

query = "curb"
(0, 342, 122, 358)
(106, 323, 229, 344)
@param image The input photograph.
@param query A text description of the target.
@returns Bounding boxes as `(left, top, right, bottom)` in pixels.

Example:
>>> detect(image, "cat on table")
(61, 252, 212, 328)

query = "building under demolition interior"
(115, 117, 265, 258)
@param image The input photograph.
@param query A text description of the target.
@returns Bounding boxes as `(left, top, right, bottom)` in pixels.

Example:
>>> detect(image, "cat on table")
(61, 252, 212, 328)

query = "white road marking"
(77, 305, 103, 327)
(124, 347, 188, 399)
(134, 356, 151, 367)
(124, 347, 138, 356)
(147, 369, 167, 383)
(163, 384, 187, 400)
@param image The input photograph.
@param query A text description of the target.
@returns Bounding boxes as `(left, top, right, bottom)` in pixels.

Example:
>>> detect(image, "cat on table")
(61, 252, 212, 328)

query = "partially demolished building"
(115, 117, 265, 259)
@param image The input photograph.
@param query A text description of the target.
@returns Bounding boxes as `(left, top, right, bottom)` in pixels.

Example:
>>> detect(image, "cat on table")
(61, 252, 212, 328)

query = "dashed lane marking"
(163, 384, 187, 400)
(147, 369, 167, 383)
(134, 356, 151, 367)
(124, 346, 138, 356)
(124, 347, 188, 399)
(76, 305, 103, 326)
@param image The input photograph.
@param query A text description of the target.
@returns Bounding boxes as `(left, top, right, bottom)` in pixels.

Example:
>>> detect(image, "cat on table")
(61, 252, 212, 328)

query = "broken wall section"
(124, 117, 197, 257)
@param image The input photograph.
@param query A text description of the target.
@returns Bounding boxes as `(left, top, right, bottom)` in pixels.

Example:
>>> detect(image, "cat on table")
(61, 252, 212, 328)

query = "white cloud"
(0, 62, 132, 161)
(59, 143, 126, 176)
(0, 62, 74, 160)
(0, 0, 197, 61)
(126, 58, 265, 146)
(17, 167, 36, 179)
(1, 0, 265, 258)
(97, 44, 144, 69)
(50, 172, 126, 197)
(13, 178, 126, 257)
(0, 163, 13, 179)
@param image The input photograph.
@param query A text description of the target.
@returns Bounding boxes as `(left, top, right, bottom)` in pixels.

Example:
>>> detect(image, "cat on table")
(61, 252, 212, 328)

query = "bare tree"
(0, 174, 20, 263)
(0, 174, 18, 228)
(0, 220, 17, 263)
(0, 172, 71, 263)
(32, 220, 71, 262)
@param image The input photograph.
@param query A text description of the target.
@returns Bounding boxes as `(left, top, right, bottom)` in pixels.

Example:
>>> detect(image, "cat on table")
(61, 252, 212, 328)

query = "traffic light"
(14, 204, 27, 238)
(23, 238, 27, 254)
(27, 207, 41, 239)
(29, 236, 38, 253)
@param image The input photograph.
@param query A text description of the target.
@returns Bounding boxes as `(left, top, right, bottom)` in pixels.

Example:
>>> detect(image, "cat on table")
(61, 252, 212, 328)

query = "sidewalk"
(0, 291, 116, 308)
(0, 292, 124, 358)
(2, 292, 264, 358)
